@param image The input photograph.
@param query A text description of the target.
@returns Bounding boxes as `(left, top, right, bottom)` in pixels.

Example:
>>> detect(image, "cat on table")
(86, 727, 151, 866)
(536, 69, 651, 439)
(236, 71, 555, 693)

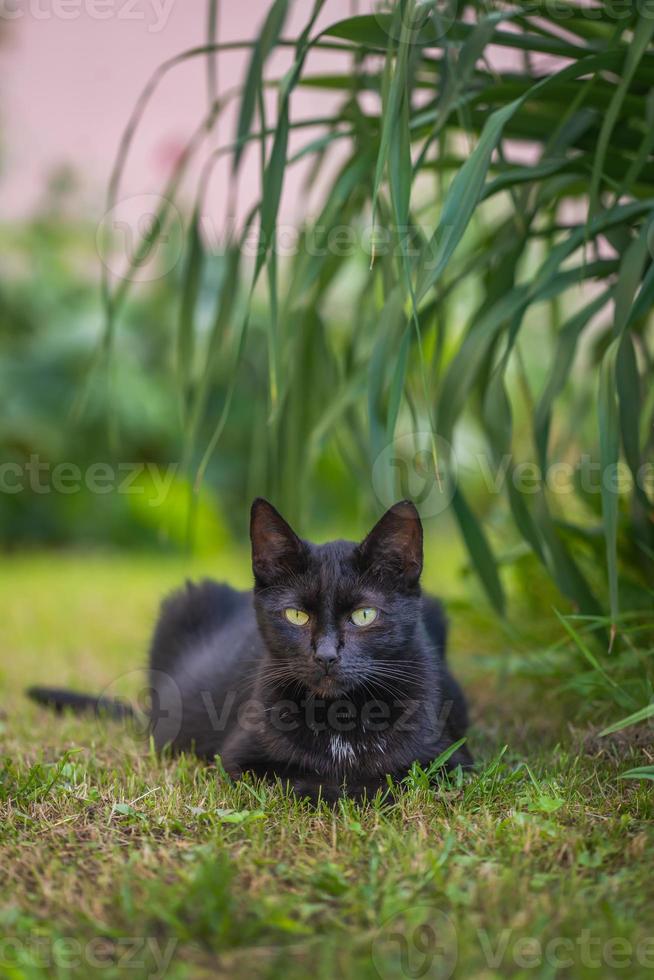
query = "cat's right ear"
(357, 500, 423, 589)
(250, 498, 307, 586)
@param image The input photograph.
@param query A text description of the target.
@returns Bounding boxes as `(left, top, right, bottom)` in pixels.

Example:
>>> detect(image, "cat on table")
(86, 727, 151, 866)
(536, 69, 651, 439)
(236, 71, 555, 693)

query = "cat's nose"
(313, 641, 339, 673)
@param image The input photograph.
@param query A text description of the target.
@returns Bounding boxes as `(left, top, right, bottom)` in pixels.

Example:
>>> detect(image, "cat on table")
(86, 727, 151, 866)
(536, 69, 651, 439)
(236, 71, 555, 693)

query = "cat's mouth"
(308, 672, 348, 698)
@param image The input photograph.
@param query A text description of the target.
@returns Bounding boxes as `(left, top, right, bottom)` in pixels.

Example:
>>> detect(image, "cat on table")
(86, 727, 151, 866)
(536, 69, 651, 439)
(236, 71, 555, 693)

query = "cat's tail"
(27, 686, 134, 720)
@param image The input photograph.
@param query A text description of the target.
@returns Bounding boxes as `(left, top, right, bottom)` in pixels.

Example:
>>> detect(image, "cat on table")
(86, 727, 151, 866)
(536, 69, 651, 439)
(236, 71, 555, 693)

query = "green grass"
(1, 553, 653, 979)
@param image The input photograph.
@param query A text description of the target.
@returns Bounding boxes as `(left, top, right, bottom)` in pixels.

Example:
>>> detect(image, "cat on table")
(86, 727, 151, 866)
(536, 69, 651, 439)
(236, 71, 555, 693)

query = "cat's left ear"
(357, 500, 423, 588)
(250, 498, 307, 586)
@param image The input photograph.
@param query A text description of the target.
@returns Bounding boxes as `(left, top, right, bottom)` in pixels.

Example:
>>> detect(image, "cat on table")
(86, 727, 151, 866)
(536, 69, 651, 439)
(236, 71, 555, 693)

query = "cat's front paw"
(286, 777, 334, 804)
(287, 776, 393, 806)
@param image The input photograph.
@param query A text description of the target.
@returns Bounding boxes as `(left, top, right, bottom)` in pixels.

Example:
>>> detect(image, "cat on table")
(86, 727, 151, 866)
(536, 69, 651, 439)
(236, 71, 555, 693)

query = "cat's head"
(250, 498, 424, 697)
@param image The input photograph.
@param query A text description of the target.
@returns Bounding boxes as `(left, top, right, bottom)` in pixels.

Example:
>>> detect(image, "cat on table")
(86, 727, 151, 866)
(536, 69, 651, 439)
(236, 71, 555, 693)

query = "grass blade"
(600, 703, 654, 737)
(452, 485, 505, 615)
(233, 0, 289, 173)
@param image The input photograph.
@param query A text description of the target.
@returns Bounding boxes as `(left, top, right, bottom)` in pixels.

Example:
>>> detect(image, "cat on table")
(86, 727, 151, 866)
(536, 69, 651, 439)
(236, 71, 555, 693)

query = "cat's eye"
(350, 607, 378, 627)
(284, 608, 310, 627)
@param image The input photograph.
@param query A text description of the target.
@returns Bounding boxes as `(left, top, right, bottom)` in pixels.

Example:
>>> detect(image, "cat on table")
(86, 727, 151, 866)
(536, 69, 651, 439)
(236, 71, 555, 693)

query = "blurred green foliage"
(1, 201, 180, 549)
(0, 189, 363, 552)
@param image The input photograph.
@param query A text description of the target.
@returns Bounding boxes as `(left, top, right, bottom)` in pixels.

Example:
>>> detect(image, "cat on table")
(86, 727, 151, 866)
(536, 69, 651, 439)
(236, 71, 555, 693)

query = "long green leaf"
(233, 0, 289, 173)
(177, 210, 204, 427)
(451, 486, 506, 615)
(600, 703, 654, 736)
(324, 14, 595, 58)
(620, 767, 654, 782)
(597, 339, 621, 634)
(416, 55, 648, 301)
(588, 13, 654, 217)
(534, 290, 612, 471)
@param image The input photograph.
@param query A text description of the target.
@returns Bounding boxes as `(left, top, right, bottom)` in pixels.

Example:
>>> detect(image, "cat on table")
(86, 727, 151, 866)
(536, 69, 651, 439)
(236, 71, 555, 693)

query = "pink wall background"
(0, 1, 361, 226)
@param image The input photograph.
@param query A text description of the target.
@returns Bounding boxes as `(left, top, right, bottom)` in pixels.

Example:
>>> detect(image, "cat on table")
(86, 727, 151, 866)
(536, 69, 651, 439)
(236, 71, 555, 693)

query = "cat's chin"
(308, 675, 348, 699)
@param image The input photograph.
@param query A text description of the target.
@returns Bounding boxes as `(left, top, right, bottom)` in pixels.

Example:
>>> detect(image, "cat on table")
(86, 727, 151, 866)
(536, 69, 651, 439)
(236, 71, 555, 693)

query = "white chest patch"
(330, 734, 356, 767)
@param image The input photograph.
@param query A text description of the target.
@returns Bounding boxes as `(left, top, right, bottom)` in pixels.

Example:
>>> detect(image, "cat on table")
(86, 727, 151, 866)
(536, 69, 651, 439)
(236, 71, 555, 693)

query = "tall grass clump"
(99, 0, 653, 652)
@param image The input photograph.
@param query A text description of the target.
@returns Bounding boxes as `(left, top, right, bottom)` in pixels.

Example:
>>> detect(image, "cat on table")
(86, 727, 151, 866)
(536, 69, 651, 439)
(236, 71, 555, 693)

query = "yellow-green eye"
(284, 608, 310, 627)
(351, 607, 378, 627)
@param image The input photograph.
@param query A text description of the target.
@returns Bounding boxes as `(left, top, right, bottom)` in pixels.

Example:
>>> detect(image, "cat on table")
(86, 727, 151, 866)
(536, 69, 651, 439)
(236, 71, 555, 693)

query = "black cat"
(29, 499, 472, 802)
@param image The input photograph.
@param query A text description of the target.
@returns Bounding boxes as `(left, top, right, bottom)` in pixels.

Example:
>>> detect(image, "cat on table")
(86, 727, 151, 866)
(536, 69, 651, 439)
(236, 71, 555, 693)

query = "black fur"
(28, 499, 472, 802)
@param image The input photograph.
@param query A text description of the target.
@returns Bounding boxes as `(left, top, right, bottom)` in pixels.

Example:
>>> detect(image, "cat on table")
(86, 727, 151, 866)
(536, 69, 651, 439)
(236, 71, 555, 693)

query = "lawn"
(1, 551, 653, 979)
